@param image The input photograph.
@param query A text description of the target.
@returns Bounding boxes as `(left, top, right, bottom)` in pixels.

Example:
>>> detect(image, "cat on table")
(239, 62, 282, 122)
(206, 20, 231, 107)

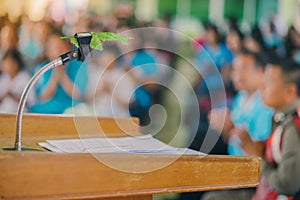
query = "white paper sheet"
(38, 135, 204, 155)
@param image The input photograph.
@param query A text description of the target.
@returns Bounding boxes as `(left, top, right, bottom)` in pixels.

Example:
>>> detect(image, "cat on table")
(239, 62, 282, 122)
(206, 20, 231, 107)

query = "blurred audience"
(285, 26, 300, 64)
(126, 29, 160, 125)
(0, 49, 34, 113)
(0, 3, 299, 148)
(252, 59, 300, 199)
(244, 24, 267, 54)
(202, 50, 273, 200)
(0, 23, 19, 60)
(19, 20, 53, 72)
(187, 23, 233, 157)
(86, 44, 135, 117)
(29, 32, 88, 114)
(195, 23, 233, 86)
(226, 27, 245, 56)
(220, 58, 300, 199)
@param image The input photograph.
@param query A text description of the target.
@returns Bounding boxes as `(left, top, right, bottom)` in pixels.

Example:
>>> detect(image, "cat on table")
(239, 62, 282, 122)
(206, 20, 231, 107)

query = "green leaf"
(90, 35, 103, 51)
(61, 36, 79, 47)
(61, 32, 133, 51)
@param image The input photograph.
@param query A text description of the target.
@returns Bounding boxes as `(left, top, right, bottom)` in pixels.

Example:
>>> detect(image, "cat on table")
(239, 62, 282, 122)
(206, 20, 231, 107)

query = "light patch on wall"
(2, 0, 24, 22)
(26, 0, 50, 21)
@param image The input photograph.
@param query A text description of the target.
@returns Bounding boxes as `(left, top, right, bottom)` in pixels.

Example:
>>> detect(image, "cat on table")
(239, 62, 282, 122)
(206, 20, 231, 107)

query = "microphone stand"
(3, 32, 92, 151)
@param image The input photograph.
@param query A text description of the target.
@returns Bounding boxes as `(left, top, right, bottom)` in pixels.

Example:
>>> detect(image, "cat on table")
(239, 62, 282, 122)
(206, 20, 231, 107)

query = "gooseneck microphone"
(7, 32, 93, 151)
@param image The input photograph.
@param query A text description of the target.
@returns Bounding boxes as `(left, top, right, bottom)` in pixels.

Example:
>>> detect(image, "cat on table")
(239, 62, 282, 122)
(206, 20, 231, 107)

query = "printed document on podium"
(38, 135, 203, 155)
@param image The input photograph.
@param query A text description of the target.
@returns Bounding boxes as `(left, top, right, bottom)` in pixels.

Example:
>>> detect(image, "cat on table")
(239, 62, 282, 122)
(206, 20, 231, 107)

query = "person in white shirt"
(86, 44, 135, 117)
(0, 49, 34, 113)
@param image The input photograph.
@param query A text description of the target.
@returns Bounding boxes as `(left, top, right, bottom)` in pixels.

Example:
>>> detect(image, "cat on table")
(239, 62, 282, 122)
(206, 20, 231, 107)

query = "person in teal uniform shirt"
(30, 33, 87, 114)
(202, 50, 273, 199)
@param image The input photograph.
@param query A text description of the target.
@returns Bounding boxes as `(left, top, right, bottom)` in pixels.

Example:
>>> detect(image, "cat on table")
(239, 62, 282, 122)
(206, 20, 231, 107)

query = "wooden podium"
(0, 114, 261, 199)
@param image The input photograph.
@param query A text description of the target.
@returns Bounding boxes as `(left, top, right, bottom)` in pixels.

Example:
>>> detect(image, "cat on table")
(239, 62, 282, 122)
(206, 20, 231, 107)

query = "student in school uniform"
(250, 59, 300, 199)
(30, 32, 88, 114)
(202, 50, 274, 200)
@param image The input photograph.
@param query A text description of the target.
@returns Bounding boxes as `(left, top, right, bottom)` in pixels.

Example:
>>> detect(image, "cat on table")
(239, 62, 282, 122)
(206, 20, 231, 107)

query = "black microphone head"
(74, 32, 92, 62)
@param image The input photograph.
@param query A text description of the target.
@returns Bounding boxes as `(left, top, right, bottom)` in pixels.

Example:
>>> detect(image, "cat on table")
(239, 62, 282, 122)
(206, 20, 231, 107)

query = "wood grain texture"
(0, 114, 261, 199)
(0, 152, 261, 199)
(98, 196, 152, 200)
(0, 114, 140, 137)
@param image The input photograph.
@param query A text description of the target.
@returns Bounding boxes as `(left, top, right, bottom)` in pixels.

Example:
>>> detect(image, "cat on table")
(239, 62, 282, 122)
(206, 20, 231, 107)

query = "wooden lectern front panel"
(99, 195, 152, 200)
(0, 152, 261, 199)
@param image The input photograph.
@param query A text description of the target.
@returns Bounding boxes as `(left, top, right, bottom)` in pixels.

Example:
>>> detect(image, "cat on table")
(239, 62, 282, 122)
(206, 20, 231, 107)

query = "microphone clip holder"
(61, 32, 93, 64)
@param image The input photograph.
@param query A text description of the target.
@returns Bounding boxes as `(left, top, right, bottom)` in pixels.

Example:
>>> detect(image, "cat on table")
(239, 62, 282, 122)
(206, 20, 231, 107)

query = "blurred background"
(0, 0, 300, 200)
(0, 0, 299, 35)
(0, 0, 299, 162)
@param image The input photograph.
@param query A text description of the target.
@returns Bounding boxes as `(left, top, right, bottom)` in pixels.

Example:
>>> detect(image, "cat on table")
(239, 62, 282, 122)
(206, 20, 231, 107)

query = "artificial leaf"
(61, 32, 132, 51)
(61, 36, 79, 47)
(90, 35, 103, 51)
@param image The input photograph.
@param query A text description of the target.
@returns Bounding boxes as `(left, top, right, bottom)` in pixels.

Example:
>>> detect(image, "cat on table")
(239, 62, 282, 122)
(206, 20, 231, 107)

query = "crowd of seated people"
(0, 10, 175, 123)
(183, 21, 300, 200)
(184, 18, 299, 200)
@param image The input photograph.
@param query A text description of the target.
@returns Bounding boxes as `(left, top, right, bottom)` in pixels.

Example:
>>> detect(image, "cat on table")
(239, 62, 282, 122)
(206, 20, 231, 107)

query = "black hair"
(228, 16, 244, 41)
(204, 23, 221, 43)
(237, 49, 269, 70)
(229, 27, 244, 41)
(268, 58, 300, 96)
(2, 49, 24, 71)
(249, 24, 267, 50)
